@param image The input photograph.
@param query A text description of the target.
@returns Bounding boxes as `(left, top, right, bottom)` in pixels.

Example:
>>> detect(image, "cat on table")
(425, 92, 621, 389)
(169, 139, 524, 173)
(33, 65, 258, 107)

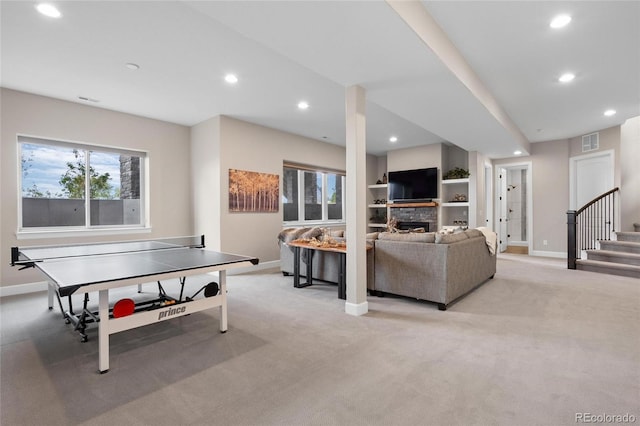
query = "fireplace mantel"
(388, 202, 438, 208)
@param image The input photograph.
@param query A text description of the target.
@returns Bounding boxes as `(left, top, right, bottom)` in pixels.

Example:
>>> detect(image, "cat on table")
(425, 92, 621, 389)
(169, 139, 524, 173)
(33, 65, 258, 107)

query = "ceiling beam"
(386, 0, 531, 155)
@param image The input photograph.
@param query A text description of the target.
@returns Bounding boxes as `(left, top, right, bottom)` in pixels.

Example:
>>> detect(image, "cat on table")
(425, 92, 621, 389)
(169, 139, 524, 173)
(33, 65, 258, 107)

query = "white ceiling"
(1, 1, 638, 158)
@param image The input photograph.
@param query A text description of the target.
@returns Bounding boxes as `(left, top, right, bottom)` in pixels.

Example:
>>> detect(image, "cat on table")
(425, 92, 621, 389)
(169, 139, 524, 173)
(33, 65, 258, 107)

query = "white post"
(219, 271, 228, 332)
(98, 289, 110, 373)
(47, 281, 54, 309)
(345, 85, 368, 316)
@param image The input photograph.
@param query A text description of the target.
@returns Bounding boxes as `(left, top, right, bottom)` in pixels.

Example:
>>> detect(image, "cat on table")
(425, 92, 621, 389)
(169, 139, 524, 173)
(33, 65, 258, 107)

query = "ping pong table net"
(11, 235, 206, 267)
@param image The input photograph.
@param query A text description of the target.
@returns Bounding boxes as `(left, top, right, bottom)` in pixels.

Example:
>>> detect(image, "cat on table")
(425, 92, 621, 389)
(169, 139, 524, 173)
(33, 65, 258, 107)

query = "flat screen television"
(388, 167, 438, 202)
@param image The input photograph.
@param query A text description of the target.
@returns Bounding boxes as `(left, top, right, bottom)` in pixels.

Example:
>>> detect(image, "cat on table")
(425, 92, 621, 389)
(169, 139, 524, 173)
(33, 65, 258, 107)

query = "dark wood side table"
(287, 240, 372, 300)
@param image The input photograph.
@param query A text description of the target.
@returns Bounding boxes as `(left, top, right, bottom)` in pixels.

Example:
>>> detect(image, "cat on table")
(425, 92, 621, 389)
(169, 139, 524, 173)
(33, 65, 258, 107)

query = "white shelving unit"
(368, 183, 387, 229)
(440, 178, 469, 226)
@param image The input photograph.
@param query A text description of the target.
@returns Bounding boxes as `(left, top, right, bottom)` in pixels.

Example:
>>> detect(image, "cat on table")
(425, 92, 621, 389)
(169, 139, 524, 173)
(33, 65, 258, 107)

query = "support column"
(345, 85, 368, 316)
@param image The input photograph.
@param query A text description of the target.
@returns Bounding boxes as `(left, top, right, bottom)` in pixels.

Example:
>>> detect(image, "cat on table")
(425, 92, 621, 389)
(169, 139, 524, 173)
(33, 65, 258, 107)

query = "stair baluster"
(567, 187, 619, 269)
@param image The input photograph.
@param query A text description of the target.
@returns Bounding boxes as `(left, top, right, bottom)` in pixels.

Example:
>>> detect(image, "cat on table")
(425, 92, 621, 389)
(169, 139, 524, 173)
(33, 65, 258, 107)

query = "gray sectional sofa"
(373, 228, 497, 310)
(278, 227, 497, 310)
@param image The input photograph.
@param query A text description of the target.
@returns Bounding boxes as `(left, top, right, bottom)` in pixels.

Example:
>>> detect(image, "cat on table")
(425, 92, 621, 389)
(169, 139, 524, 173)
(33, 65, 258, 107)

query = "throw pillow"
(301, 227, 323, 240)
(435, 232, 469, 244)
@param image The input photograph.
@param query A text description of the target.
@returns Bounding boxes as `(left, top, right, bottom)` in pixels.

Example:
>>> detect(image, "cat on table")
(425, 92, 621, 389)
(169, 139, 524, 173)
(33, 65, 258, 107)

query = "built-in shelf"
(368, 223, 387, 228)
(368, 183, 388, 230)
(441, 202, 470, 207)
(442, 178, 470, 185)
(441, 176, 469, 228)
(368, 183, 388, 189)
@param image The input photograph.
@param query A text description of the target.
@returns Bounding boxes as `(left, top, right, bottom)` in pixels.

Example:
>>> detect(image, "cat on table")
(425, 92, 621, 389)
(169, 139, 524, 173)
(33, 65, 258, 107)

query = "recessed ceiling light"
(550, 14, 571, 29)
(297, 101, 309, 110)
(389, 136, 398, 143)
(559, 73, 575, 83)
(224, 74, 238, 84)
(514, 150, 523, 156)
(125, 63, 140, 70)
(36, 3, 62, 18)
(604, 109, 616, 117)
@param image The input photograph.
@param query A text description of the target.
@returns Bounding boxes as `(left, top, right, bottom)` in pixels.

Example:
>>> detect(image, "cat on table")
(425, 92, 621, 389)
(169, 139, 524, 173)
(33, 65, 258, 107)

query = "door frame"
(484, 162, 493, 230)
(495, 161, 533, 254)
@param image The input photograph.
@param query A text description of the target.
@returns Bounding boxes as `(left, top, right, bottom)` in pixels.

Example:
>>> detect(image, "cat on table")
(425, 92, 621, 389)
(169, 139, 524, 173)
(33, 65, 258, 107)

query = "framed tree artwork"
(229, 169, 279, 213)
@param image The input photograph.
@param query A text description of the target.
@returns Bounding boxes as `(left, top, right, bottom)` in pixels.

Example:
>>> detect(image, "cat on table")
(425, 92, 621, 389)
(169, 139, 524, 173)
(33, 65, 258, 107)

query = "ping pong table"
(11, 235, 258, 373)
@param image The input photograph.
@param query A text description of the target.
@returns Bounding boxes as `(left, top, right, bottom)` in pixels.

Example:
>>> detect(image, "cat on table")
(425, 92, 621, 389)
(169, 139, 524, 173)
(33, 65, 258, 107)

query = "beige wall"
(620, 116, 640, 231)
(468, 151, 490, 229)
(387, 143, 442, 173)
(191, 116, 348, 267)
(1, 89, 191, 287)
(494, 139, 569, 254)
(493, 124, 629, 255)
(191, 116, 222, 250)
(532, 140, 570, 253)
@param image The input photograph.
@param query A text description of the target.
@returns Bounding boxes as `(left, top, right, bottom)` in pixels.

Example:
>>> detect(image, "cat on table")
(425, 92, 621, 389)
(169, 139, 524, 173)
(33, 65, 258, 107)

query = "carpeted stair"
(577, 227, 640, 278)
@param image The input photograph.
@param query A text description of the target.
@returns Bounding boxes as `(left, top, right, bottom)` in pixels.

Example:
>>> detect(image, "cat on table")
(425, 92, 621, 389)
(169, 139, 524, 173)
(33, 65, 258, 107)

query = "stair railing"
(567, 187, 620, 269)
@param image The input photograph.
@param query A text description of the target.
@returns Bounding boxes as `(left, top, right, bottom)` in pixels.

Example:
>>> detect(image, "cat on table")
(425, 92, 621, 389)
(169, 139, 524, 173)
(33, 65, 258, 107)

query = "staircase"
(576, 230, 640, 278)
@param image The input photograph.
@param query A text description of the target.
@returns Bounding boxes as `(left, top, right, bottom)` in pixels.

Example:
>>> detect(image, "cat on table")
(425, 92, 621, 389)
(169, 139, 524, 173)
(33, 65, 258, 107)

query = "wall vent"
(582, 132, 599, 152)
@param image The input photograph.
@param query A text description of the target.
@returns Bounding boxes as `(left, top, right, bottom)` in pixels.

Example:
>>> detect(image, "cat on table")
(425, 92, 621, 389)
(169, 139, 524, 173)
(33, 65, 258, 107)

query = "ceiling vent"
(582, 132, 599, 152)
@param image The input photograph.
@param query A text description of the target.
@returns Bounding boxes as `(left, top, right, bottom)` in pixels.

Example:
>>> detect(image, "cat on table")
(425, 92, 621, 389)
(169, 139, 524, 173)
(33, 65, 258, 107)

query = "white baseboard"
(345, 301, 369, 316)
(507, 241, 528, 247)
(530, 250, 567, 259)
(0, 281, 48, 297)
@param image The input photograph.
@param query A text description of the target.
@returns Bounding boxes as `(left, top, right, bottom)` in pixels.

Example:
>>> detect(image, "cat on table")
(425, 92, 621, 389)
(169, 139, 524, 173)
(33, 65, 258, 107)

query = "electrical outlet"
(543, 240, 548, 246)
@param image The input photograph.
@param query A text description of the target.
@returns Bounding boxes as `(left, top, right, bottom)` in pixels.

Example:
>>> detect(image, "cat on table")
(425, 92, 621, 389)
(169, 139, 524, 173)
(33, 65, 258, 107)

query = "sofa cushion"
(278, 227, 310, 243)
(437, 226, 465, 235)
(277, 227, 323, 244)
(378, 232, 436, 243)
(464, 229, 484, 239)
(435, 232, 469, 244)
(366, 232, 380, 241)
(301, 227, 323, 240)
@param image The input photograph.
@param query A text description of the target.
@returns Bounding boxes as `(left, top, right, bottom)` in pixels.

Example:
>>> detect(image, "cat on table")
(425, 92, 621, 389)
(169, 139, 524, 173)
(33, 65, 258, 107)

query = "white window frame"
(16, 135, 151, 240)
(283, 165, 346, 227)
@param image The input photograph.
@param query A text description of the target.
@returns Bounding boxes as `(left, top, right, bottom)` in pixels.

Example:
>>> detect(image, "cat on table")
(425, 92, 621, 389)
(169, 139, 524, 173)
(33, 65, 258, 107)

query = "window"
(19, 136, 147, 231)
(282, 164, 345, 224)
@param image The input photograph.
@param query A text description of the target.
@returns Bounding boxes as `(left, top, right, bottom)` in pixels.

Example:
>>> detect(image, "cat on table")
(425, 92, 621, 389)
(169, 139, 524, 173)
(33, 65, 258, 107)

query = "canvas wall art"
(229, 169, 279, 213)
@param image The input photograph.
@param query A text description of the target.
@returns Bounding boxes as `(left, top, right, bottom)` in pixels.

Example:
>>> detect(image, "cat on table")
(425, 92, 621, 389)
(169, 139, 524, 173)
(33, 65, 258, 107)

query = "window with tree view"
(19, 137, 146, 229)
(282, 165, 344, 224)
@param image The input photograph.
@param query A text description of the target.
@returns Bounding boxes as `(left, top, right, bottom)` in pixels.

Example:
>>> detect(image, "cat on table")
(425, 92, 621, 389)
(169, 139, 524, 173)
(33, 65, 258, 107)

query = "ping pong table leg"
(47, 282, 54, 310)
(98, 289, 110, 373)
(219, 271, 227, 333)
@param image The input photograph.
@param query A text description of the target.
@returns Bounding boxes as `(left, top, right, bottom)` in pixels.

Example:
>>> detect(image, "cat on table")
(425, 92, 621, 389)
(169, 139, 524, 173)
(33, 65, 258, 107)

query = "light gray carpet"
(1, 254, 638, 426)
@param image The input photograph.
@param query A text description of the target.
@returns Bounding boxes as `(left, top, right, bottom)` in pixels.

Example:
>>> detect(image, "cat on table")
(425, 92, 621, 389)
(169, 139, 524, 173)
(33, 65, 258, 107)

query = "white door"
(570, 151, 615, 251)
(570, 151, 614, 210)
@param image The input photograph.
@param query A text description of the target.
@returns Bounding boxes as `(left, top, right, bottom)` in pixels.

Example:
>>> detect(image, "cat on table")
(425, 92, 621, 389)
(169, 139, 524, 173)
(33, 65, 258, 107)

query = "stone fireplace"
(389, 205, 437, 231)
